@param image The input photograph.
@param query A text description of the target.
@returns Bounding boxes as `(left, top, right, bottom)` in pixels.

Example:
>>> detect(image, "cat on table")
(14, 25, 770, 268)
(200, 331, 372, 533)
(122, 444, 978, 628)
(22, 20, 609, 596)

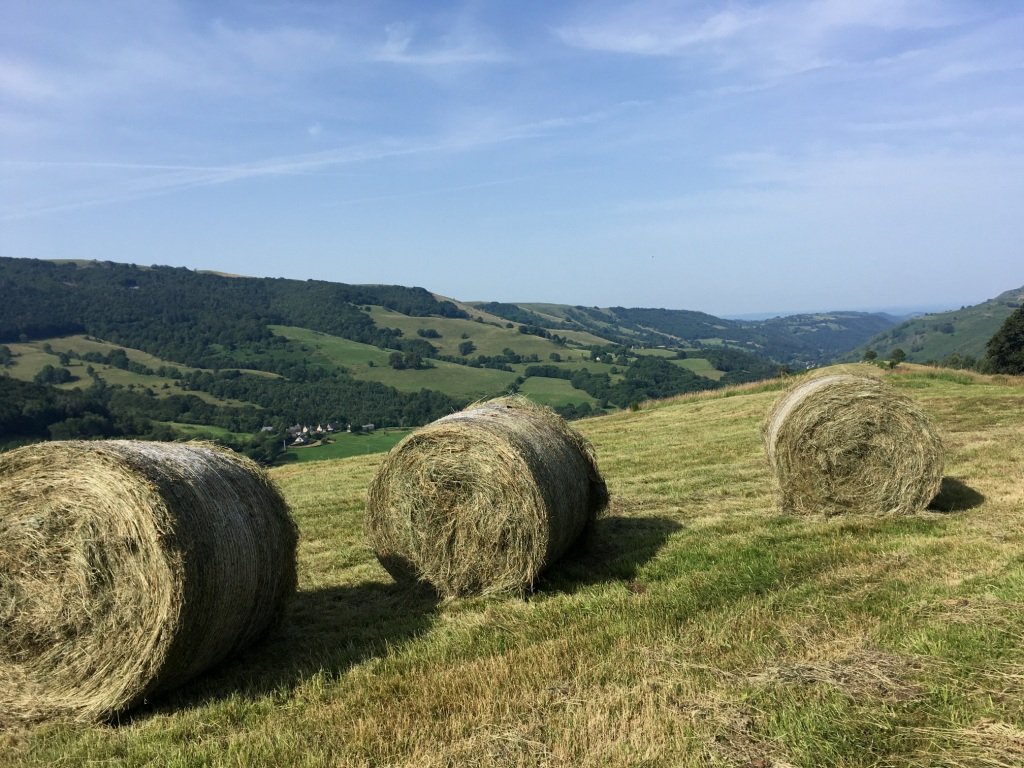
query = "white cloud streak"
(0, 57, 60, 101)
(557, 0, 973, 78)
(373, 22, 505, 65)
(1, 104, 617, 221)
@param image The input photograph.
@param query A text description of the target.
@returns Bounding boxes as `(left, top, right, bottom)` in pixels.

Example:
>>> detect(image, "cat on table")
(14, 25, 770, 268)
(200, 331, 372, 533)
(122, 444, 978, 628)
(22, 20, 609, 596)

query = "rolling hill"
(0, 257, 779, 456)
(500, 303, 898, 369)
(7, 364, 1024, 765)
(846, 285, 1024, 365)
(6, 256, 1012, 462)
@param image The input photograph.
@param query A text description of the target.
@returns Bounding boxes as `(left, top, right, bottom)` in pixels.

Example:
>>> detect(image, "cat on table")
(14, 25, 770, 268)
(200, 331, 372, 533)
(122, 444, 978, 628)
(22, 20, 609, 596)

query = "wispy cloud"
(1, 103, 616, 221)
(1, 141, 435, 221)
(557, 7, 748, 57)
(618, 145, 1024, 224)
(324, 171, 566, 209)
(0, 57, 60, 101)
(373, 22, 505, 66)
(850, 106, 1024, 134)
(557, 0, 971, 79)
(3, 1, 1022, 313)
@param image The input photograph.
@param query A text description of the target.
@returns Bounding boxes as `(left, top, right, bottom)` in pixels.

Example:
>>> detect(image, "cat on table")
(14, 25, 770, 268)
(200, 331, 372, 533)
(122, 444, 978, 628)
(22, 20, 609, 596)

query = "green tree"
(458, 340, 476, 356)
(862, 349, 877, 362)
(889, 348, 907, 366)
(402, 350, 423, 370)
(986, 305, 1024, 374)
(34, 364, 74, 385)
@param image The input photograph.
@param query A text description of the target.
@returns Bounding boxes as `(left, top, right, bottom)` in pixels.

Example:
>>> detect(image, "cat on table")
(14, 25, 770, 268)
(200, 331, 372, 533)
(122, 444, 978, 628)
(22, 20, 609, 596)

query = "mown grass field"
(5, 364, 1024, 766)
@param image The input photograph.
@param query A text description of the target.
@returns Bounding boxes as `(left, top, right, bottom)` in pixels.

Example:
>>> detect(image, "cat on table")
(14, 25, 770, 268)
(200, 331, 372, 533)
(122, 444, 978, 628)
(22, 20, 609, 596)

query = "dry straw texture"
(366, 396, 608, 598)
(764, 374, 944, 516)
(0, 440, 298, 723)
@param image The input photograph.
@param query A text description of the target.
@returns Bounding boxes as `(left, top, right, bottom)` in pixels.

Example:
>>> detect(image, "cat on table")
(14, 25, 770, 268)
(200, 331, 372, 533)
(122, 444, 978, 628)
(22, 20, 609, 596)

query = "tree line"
(0, 257, 466, 371)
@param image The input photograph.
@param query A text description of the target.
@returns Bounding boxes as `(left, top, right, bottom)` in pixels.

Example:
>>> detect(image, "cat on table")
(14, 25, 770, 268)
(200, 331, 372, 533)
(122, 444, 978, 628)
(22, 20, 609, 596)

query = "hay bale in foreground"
(366, 396, 608, 598)
(0, 440, 297, 723)
(763, 374, 944, 516)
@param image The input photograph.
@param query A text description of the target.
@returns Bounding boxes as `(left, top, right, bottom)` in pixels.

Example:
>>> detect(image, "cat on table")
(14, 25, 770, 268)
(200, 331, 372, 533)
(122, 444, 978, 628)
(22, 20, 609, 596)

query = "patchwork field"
(367, 307, 578, 360)
(273, 325, 607, 405)
(3, 336, 257, 408)
(5, 364, 1024, 766)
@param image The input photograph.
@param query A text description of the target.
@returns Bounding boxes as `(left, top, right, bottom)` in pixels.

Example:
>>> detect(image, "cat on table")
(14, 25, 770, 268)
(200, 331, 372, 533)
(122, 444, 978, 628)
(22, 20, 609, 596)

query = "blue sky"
(2, 1, 1022, 315)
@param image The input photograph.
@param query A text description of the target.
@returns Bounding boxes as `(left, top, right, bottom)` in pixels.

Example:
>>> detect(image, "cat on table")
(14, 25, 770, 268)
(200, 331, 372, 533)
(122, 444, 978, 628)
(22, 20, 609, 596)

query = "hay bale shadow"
(125, 580, 439, 722)
(928, 476, 985, 513)
(537, 513, 684, 593)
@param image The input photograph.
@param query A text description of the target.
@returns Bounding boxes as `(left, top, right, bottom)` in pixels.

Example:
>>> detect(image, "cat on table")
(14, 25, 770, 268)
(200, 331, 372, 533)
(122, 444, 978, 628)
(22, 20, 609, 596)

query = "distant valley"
(0, 256, 1016, 462)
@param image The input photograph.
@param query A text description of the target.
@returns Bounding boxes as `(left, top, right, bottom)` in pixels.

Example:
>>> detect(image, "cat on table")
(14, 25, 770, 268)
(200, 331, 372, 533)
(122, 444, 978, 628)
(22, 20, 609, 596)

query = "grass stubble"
(3, 364, 1024, 766)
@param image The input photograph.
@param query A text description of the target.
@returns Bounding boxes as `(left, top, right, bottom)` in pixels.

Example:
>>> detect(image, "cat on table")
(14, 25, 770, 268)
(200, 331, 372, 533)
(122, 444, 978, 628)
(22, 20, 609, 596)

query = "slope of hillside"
(847, 285, 1024, 364)
(9, 365, 1024, 766)
(0, 257, 779, 453)
(512, 303, 897, 367)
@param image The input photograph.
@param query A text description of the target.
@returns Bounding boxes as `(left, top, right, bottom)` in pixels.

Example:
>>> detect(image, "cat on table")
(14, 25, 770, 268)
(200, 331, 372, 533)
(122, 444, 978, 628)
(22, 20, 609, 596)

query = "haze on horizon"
(2, 1, 1022, 317)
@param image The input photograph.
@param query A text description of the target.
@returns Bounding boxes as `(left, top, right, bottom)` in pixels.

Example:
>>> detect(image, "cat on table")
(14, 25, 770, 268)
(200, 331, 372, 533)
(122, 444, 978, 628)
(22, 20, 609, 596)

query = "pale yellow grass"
(4, 365, 1024, 767)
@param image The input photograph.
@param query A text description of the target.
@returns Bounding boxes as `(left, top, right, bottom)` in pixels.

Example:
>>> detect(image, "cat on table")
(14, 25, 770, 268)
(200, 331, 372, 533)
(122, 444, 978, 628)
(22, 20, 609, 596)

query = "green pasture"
(367, 306, 575, 359)
(269, 326, 392, 368)
(632, 347, 678, 357)
(3, 338, 258, 408)
(517, 376, 599, 407)
(272, 325, 517, 401)
(366, 359, 515, 401)
(159, 422, 253, 442)
(38, 335, 192, 374)
(671, 357, 726, 380)
(282, 429, 412, 463)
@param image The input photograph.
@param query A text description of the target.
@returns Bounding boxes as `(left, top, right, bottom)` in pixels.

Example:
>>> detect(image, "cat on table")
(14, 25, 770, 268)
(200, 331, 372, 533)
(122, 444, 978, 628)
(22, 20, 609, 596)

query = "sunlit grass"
(282, 429, 412, 463)
(518, 376, 599, 407)
(5, 364, 1024, 766)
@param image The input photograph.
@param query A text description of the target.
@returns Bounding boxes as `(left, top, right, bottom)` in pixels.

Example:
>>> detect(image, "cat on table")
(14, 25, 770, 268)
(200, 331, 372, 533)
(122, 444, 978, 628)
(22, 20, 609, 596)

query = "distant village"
(282, 421, 374, 447)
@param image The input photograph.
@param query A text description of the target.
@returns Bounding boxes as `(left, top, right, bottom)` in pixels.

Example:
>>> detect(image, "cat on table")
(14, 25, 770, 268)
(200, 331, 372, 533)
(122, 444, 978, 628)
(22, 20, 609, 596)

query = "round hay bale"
(763, 374, 944, 516)
(0, 440, 298, 723)
(366, 396, 608, 598)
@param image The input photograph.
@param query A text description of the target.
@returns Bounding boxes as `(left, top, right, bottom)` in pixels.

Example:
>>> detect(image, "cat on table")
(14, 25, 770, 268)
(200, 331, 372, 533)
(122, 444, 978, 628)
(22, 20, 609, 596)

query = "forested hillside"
(10, 256, 1019, 462)
(846, 285, 1024, 367)
(13, 257, 1000, 461)
(0, 257, 466, 368)
(0, 257, 782, 458)
(511, 304, 896, 367)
